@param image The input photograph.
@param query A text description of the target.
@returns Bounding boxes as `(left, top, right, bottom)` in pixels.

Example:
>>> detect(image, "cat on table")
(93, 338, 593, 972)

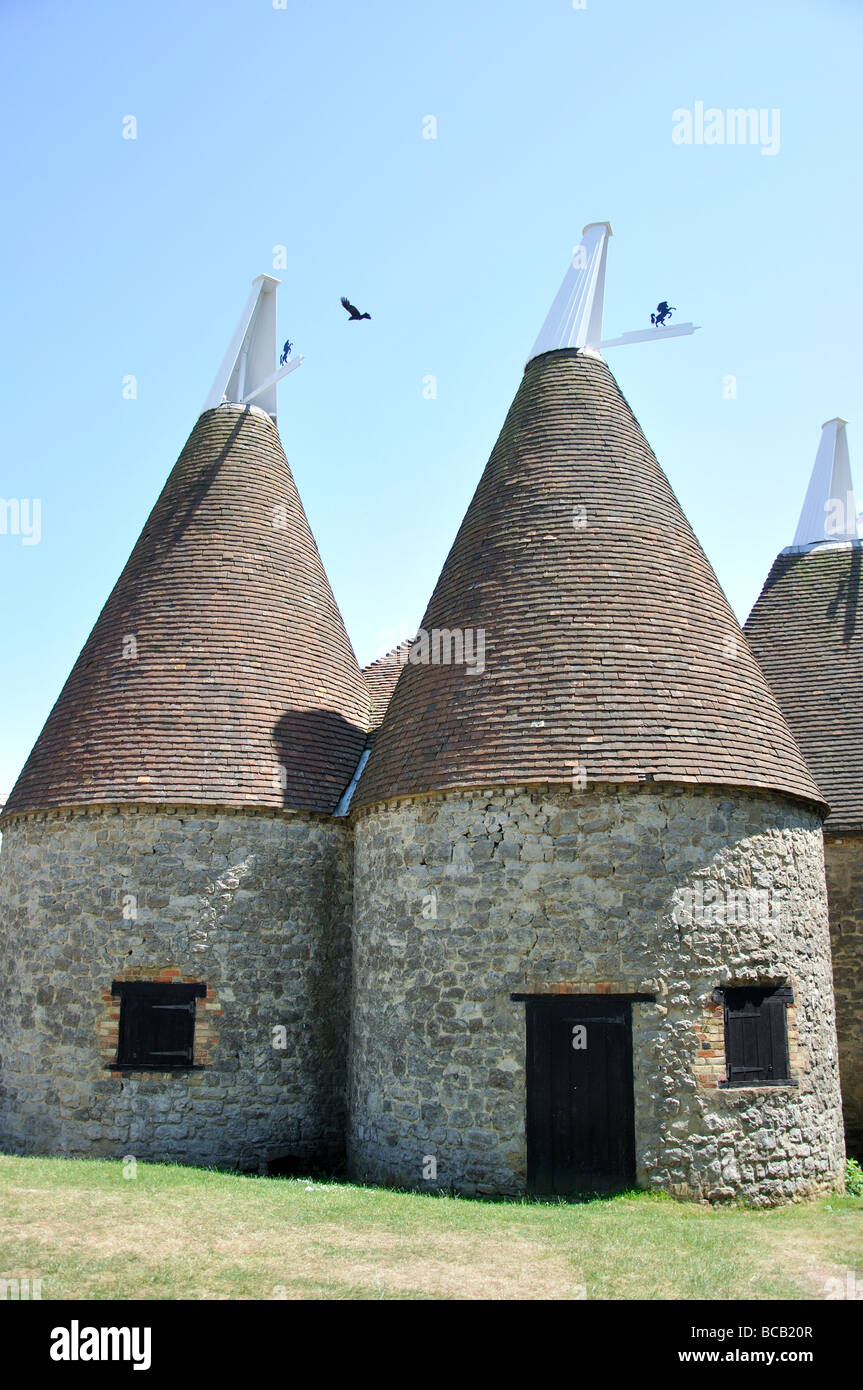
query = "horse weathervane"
(529, 224, 700, 360)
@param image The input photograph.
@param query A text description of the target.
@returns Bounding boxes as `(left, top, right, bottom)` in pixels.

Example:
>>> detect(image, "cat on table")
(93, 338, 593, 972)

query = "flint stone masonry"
(823, 835, 863, 1156)
(0, 804, 352, 1170)
(348, 782, 845, 1204)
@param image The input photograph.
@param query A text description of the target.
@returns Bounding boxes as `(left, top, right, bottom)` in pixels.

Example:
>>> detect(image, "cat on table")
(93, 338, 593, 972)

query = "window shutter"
(111, 982, 205, 1070)
(722, 986, 791, 1086)
(150, 1001, 196, 1064)
(119, 994, 150, 1066)
(764, 992, 790, 1081)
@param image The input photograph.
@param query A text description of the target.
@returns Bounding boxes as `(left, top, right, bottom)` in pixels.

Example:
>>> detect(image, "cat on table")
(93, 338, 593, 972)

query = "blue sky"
(1, 0, 861, 801)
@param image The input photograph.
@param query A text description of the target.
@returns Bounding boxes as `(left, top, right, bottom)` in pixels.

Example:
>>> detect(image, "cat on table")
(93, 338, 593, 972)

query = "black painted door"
(525, 995, 636, 1196)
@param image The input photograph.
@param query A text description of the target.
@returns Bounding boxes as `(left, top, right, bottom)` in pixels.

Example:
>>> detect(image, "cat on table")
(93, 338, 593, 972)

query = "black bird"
(650, 301, 676, 327)
(279, 339, 293, 366)
(341, 296, 371, 321)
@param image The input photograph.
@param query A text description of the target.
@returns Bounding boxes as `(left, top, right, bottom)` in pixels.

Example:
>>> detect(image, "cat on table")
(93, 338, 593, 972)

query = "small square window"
(718, 985, 794, 1087)
(110, 981, 205, 1071)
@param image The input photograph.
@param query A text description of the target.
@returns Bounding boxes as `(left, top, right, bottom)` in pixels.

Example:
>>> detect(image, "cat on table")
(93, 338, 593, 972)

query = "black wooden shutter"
(149, 999, 196, 1064)
(723, 986, 791, 1085)
(118, 993, 150, 1066)
(112, 982, 205, 1069)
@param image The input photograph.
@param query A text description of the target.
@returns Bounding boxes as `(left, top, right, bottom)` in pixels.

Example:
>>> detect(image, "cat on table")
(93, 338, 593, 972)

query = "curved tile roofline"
(354, 350, 825, 813)
(3, 404, 369, 820)
(746, 543, 863, 834)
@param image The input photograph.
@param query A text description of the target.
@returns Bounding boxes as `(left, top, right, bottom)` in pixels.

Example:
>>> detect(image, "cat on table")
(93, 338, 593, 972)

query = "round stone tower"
(0, 279, 369, 1170)
(745, 418, 863, 1160)
(347, 226, 845, 1204)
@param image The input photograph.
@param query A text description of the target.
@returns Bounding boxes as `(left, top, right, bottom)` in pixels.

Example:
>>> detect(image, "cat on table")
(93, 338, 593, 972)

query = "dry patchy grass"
(0, 1156, 860, 1301)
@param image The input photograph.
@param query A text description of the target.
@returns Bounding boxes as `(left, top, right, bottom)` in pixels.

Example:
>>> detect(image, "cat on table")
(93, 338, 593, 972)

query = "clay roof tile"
(2, 404, 369, 820)
(354, 349, 825, 812)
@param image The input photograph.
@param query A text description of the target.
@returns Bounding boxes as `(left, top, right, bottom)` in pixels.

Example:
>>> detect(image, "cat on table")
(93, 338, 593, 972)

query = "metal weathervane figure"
(529, 223, 699, 358)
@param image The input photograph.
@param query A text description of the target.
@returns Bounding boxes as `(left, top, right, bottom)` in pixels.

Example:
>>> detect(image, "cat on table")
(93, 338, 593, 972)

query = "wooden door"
(525, 995, 636, 1196)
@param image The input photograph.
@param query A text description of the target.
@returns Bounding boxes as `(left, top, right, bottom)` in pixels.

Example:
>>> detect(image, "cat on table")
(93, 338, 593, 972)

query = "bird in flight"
(341, 296, 371, 321)
(279, 339, 293, 365)
(650, 301, 676, 327)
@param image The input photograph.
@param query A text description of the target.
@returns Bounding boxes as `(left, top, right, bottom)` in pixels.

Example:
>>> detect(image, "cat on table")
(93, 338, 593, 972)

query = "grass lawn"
(0, 1155, 860, 1301)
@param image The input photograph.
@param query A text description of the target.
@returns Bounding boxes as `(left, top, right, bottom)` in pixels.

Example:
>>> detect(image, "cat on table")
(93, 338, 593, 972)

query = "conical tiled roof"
(745, 545, 862, 834)
(362, 640, 413, 730)
(354, 349, 824, 811)
(744, 420, 862, 836)
(2, 404, 369, 820)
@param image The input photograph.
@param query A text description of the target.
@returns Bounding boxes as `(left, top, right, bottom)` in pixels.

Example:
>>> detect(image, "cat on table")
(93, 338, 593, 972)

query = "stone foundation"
(348, 783, 845, 1205)
(824, 834, 863, 1157)
(0, 803, 352, 1170)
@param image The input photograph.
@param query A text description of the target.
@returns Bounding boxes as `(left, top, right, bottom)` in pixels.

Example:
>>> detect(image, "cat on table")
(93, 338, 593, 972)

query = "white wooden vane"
(528, 222, 700, 361)
(202, 274, 303, 424)
(788, 418, 858, 552)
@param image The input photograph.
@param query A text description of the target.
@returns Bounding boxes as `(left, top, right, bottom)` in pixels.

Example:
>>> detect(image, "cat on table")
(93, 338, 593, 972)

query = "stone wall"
(348, 783, 845, 1205)
(0, 803, 352, 1170)
(824, 834, 863, 1157)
